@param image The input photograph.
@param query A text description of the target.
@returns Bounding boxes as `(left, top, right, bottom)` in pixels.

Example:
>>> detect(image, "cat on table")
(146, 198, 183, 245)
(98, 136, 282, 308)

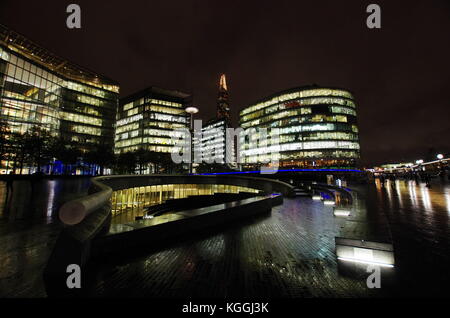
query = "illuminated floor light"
(312, 195, 322, 200)
(334, 209, 351, 216)
(324, 200, 335, 206)
(338, 256, 394, 268)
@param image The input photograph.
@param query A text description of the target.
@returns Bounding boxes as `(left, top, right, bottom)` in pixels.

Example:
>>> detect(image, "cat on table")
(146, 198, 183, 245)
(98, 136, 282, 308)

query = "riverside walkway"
(1, 177, 450, 297)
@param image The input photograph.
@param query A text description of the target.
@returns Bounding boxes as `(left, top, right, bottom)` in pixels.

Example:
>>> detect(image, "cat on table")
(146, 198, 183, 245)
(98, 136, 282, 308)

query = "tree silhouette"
(22, 126, 53, 173)
(48, 137, 81, 174)
(134, 148, 152, 174)
(116, 152, 137, 174)
(85, 143, 115, 175)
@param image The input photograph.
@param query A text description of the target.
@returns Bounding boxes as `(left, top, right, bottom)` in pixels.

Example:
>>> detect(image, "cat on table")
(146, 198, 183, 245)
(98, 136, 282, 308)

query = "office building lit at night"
(193, 118, 235, 167)
(239, 86, 360, 169)
(0, 24, 119, 174)
(192, 74, 235, 169)
(1, 1, 450, 304)
(114, 86, 191, 158)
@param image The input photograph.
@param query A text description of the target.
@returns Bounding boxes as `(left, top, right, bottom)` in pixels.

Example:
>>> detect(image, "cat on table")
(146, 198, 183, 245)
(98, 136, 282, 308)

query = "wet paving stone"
(1, 178, 450, 298)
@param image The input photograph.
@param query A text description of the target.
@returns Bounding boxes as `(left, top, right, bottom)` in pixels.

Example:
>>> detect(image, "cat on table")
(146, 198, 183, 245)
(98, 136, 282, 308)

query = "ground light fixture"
(335, 238, 395, 268)
(333, 208, 351, 217)
(337, 257, 395, 268)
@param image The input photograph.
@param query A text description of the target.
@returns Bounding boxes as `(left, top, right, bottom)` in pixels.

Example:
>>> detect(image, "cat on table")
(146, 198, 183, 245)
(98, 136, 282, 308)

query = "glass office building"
(0, 24, 119, 173)
(238, 86, 360, 169)
(115, 86, 190, 155)
(192, 118, 235, 165)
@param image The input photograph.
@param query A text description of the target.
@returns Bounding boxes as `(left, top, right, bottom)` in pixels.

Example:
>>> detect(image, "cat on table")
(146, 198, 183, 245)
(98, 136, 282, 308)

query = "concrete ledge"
(91, 195, 278, 257)
(95, 174, 295, 197)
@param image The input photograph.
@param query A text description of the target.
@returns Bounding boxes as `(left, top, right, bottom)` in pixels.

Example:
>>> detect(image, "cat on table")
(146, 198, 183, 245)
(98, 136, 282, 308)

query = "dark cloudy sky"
(1, 0, 449, 166)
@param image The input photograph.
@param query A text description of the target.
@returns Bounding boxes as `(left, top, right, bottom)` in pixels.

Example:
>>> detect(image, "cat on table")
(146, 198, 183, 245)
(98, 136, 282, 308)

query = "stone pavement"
(1, 178, 450, 298)
(83, 197, 379, 297)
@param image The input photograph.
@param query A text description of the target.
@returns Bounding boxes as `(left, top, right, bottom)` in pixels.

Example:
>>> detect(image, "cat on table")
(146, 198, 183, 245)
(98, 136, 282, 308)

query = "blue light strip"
(192, 168, 362, 176)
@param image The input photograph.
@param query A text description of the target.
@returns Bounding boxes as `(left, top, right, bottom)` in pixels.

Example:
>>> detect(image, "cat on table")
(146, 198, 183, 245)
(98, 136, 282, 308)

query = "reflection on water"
(375, 179, 449, 214)
(371, 179, 450, 296)
(446, 189, 450, 213)
(111, 184, 260, 224)
(0, 178, 90, 224)
(46, 180, 56, 218)
(420, 185, 433, 212)
(408, 181, 418, 209)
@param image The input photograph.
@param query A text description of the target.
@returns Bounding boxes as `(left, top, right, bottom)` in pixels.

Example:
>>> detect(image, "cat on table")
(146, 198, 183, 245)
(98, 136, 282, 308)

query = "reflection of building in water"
(111, 183, 260, 223)
(395, 181, 403, 208)
(420, 185, 433, 212)
(445, 189, 450, 213)
(408, 181, 418, 209)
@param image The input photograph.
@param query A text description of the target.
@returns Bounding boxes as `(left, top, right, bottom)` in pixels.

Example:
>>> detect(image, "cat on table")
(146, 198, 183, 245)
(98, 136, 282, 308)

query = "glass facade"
(193, 119, 235, 165)
(111, 183, 260, 223)
(115, 87, 190, 154)
(238, 86, 360, 168)
(0, 24, 119, 172)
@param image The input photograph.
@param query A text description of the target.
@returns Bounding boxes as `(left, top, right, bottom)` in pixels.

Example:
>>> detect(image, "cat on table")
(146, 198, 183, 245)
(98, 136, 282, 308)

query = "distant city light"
(437, 154, 444, 160)
(416, 159, 424, 164)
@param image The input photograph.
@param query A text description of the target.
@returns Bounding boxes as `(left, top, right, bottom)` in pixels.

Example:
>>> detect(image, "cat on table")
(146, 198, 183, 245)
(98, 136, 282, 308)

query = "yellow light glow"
(219, 74, 227, 91)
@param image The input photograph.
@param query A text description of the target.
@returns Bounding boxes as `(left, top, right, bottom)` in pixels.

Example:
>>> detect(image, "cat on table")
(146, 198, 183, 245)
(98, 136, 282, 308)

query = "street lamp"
(437, 154, 444, 160)
(185, 106, 199, 174)
(416, 159, 424, 165)
(185, 106, 199, 130)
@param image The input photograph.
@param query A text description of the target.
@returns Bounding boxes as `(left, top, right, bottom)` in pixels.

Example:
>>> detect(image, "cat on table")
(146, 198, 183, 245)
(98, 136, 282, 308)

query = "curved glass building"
(238, 86, 360, 169)
(0, 24, 119, 174)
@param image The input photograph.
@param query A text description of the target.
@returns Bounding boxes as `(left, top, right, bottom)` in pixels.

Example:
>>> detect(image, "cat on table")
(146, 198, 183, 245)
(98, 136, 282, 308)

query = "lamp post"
(185, 106, 199, 174)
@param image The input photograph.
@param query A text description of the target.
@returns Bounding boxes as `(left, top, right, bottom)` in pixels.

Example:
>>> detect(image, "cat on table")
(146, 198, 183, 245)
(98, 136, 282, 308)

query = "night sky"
(1, 0, 449, 166)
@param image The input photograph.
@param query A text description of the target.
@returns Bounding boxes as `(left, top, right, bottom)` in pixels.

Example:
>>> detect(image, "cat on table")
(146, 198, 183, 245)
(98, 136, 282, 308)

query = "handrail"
(59, 177, 112, 225)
